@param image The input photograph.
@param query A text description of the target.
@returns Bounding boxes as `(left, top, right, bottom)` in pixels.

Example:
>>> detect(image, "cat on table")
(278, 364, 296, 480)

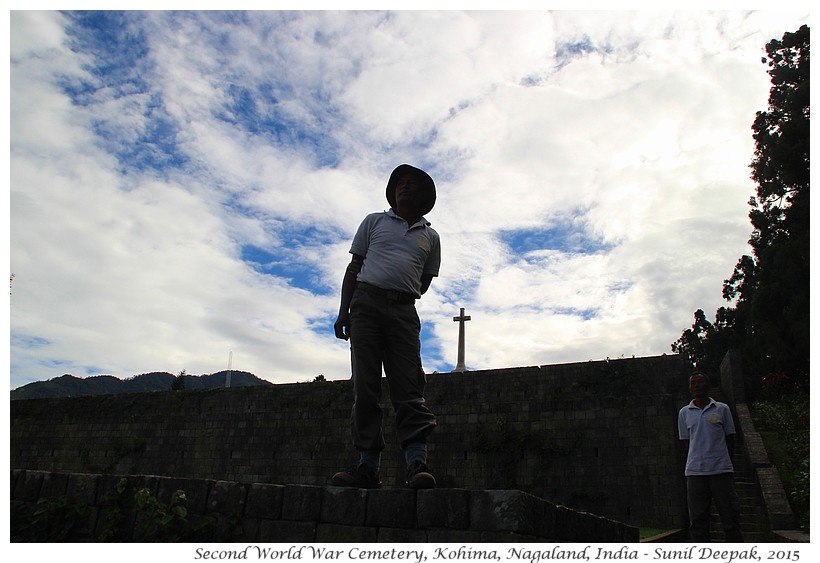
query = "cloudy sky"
(9, 8, 810, 390)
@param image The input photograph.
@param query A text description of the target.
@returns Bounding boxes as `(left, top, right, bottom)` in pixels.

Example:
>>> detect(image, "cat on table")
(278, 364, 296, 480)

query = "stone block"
(552, 504, 588, 541)
(259, 520, 316, 543)
(426, 528, 481, 542)
(480, 530, 543, 542)
(366, 488, 416, 529)
(756, 467, 795, 530)
(66, 473, 100, 506)
(376, 526, 428, 542)
(417, 488, 470, 529)
(315, 522, 378, 542)
(283, 484, 323, 521)
(470, 489, 545, 537)
(321, 486, 368, 525)
(246, 483, 285, 519)
(572, 510, 618, 542)
(13, 470, 44, 501)
(10, 469, 23, 494)
(217, 513, 258, 542)
(39, 471, 69, 499)
(207, 480, 248, 516)
(617, 521, 640, 543)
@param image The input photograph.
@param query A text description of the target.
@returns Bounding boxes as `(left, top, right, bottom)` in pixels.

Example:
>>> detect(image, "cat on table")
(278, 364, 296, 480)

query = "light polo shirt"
(678, 398, 736, 476)
(351, 209, 441, 298)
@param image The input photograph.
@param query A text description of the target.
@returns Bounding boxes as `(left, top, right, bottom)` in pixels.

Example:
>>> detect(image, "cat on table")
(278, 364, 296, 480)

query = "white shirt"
(678, 398, 736, 476)
(350, 209, 441, 298)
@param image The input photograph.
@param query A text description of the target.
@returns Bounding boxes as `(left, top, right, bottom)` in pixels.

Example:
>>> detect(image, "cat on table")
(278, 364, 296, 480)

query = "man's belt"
(357, 282, 416, 304)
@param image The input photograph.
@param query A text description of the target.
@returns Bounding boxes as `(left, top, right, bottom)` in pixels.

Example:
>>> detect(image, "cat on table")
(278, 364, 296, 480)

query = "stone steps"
(707, 437, 768, 542)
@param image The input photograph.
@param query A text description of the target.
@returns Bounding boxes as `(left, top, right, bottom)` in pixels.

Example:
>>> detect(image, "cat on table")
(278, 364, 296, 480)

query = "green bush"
(12, 479, 238, 542)
(751, 375, 809, 532)
(11, 496, 90, 542)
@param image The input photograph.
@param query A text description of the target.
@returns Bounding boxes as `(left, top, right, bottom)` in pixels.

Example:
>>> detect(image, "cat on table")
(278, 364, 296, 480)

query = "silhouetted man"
(331, 164, 440, 489)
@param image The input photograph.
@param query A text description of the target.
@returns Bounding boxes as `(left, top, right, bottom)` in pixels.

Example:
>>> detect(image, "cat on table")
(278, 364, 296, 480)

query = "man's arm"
(723, 404, 737, 462)
(420, 273, 435, 295)
(334, 254, 364, 340)
(726, 433, 735, 463)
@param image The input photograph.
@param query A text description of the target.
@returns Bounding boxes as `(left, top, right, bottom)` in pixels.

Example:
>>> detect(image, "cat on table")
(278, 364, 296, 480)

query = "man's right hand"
(335, 255, 363, 341)
(334, 312, 350, 340)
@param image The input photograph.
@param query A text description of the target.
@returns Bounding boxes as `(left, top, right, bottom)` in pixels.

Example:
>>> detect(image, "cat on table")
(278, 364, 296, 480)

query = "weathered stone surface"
(259, 519, 316, 542)
(283, 484, 323, 521)
(13, 469, 44, 501)
(366, 488, 416, 529)
(426, 528, 481, 542)
(10, 348, 788, 541)
(756, 466, 795, 530)
(207, 480, 248, 515)
(10, 355, 692, 528)
(246, 482, 285, 519)
(10, 470, 646, 543)
(321, 485, 367, 525)
(417, 488, 470, 529)
(479, 530, 543, 542)
(65, 471, 99, 506)
(315, 522, 377, 542)
(39, 471, 69, 499)
(470, 489, 545, 536)
(376, 526, 428, 542)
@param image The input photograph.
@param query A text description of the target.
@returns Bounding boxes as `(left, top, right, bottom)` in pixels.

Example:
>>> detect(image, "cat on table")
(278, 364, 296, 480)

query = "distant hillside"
(10, 370, 272, 400)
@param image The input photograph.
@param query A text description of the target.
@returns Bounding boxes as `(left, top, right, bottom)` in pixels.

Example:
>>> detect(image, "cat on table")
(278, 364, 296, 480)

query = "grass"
(639, 527, 672, 540)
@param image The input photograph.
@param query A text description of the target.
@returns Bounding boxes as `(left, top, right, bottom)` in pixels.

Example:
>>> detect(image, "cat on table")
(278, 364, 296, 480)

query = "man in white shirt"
(331, 164, 441, 490)
(678, 372, 743, 542)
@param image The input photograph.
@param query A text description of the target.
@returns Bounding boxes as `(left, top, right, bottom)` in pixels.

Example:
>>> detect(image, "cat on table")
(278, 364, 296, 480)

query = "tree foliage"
(673, 25, 809, 394)
(172, 369, 187, 391)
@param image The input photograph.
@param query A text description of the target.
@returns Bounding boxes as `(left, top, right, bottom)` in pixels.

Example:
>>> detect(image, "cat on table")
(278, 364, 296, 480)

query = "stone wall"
(10, 469, 639, 542)
(10, 354, 692, 529)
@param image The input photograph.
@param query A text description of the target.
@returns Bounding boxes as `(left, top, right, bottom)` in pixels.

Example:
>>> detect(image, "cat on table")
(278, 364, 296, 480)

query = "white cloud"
(9, 10, 810, 388)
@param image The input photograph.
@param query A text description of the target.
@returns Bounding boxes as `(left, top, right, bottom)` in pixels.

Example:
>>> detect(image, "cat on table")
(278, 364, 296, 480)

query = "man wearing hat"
(331, 164, 441, 489)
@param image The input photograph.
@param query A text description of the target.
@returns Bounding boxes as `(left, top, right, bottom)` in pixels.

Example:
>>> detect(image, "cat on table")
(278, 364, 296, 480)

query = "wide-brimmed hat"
(385, 164, 436, 216)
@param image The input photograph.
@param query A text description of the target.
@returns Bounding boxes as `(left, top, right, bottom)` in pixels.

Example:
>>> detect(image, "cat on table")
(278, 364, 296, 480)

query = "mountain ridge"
(10, 370, 273, 400)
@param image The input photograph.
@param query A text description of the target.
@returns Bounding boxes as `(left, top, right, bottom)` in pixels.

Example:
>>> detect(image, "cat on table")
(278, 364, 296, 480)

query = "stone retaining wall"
(11, 470, 639, 542)
(10, 354, 691, 528)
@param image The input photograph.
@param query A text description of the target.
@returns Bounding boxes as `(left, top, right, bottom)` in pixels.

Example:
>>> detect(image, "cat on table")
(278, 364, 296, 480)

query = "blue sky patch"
(41, 358, 74, 370)
(214, 85, 343, 168)
(243, 250, 325, 294)
(554, 36, 615, 70)
(499, 223, 611, 256)
(553, 306, 599, 321)
(11, 333, 51, 348)
(241, 223, 341, 294)
(62, 12, 188, 174)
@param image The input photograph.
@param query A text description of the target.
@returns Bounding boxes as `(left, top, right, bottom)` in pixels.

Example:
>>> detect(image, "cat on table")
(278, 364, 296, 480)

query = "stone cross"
(453, 307, 471, 372)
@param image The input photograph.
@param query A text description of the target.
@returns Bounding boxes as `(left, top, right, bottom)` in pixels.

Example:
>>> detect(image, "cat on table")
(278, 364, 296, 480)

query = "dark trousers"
(687, 473, 744, 542)
(348, 289, 436, 451)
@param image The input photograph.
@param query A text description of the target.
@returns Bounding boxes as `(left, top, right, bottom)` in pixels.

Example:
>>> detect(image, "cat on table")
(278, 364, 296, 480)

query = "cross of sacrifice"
(452, 307, 471, 372)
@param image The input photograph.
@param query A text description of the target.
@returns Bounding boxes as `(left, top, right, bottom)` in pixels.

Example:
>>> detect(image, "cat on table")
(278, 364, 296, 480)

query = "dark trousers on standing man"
(348, 287, 436, 452)
(687, 473, 744, 542)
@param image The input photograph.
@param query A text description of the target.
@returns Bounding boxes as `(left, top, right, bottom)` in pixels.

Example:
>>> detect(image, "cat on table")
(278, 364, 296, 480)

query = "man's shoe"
(330, 464, 382, 489)
(405, 461, 436, 489)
